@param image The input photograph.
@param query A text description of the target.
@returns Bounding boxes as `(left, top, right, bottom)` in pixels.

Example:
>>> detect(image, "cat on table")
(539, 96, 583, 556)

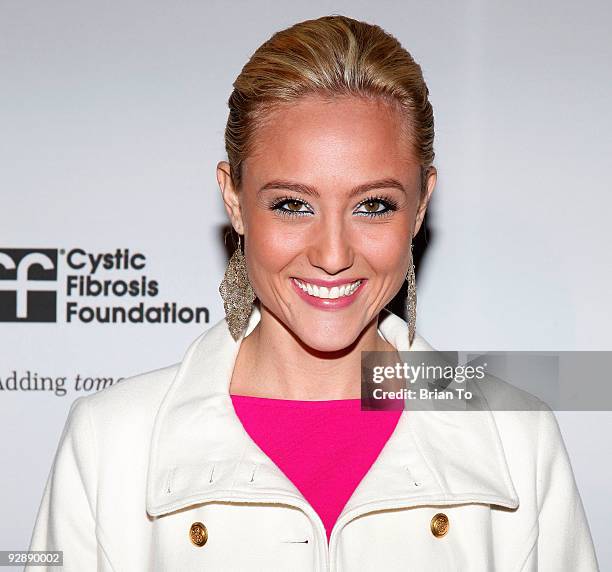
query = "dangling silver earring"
(219, 233, 256, 341)
(406, 243, 417, 347)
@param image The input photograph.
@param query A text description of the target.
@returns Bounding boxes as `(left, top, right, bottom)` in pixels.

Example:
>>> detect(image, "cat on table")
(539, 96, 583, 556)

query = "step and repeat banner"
(1, 0, 611, 569)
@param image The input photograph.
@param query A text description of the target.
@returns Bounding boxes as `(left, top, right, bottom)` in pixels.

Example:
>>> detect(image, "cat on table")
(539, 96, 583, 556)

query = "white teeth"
(293, 278, 362, 299)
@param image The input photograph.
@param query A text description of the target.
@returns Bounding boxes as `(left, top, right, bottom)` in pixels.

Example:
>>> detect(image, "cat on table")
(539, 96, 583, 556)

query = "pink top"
(230, 395, 403, 544)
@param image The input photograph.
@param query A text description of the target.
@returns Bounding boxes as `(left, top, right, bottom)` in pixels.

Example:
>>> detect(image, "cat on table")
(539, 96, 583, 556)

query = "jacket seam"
(514, 520, 539, 572)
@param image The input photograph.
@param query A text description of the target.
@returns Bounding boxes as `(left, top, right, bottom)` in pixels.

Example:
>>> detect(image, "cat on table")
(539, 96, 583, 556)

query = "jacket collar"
(146, 303, 519, 518)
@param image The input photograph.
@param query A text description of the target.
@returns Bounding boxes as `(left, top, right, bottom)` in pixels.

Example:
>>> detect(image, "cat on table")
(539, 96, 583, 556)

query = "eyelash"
(269, 195, 399, 219)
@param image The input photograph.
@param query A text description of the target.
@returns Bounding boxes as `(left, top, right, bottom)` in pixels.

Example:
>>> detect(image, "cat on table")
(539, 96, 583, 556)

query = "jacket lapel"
(146, 304, 519, 518)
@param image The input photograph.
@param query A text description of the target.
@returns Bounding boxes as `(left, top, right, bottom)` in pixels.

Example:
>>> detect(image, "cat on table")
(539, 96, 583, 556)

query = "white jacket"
(27, 304, 599, 571)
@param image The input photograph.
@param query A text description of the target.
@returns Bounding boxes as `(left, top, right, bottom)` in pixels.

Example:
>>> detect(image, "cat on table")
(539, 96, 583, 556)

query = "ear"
(413, 166, 437, 238)
(217, 161, 245, 235)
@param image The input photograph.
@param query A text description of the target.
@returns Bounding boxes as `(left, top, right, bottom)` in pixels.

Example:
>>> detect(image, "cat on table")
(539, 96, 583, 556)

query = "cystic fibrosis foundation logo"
(0, 249, 58, 322)
(0, 247, 209, 324)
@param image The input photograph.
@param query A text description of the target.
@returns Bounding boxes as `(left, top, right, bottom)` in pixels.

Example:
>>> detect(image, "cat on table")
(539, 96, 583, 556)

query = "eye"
(354, 196, 398, 218)
(269, 197, 314, 217)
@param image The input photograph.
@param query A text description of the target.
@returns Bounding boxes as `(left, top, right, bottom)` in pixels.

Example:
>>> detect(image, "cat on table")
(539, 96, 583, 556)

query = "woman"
(28, 15, 598, 571)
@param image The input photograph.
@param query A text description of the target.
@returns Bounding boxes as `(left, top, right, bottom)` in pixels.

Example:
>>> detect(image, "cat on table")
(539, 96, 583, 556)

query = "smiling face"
(218, 94, 436, 352)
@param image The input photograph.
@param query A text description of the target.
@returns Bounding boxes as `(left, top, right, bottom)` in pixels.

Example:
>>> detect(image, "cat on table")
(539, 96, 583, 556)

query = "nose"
(307, 219, 355, 276)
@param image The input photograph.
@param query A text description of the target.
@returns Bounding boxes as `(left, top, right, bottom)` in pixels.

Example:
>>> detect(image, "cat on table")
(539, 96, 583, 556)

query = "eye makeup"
(267, 194, 399, 219)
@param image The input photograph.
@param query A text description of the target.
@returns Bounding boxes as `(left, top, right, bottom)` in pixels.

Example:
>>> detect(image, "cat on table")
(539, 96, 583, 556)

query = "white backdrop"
(1, 0, 610, 568)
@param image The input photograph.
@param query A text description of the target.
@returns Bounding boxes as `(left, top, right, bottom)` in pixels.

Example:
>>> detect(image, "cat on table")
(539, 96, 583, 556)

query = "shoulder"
(63, 362, 180, 451)
(476, 371, 549, 417)
(476, 371, 561, 436)
(474, 373, 571, 480)
(84, 361, 180, 414)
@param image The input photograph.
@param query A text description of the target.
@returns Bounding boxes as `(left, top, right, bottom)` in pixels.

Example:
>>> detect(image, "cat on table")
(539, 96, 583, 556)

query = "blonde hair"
(224, 14, 435, 192)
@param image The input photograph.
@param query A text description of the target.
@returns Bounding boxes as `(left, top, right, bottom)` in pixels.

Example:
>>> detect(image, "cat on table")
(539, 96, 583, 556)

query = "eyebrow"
(258, 178, 406, 199)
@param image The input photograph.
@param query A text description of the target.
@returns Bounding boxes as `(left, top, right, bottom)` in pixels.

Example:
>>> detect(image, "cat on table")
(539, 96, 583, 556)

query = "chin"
(293, 323, 361, 353)
(303, 337, 355, 353)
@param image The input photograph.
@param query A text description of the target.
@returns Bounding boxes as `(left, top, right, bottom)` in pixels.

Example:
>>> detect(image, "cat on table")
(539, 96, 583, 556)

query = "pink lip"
(290, 277, 366, 310)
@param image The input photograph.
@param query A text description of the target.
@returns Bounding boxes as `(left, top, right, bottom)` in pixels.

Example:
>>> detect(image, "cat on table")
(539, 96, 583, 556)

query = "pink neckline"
(230, 394, 404, 410)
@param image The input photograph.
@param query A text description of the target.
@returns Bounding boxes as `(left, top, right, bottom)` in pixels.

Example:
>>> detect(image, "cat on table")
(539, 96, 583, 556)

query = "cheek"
(245, 220, 305, 274)
(356, 223, 412, 273)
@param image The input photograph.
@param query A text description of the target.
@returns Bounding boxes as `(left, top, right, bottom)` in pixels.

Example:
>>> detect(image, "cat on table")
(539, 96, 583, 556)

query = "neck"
(229, 304, 398, 400)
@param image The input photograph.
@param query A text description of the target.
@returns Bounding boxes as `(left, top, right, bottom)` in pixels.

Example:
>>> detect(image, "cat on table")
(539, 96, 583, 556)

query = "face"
(218, 94, 436, 352)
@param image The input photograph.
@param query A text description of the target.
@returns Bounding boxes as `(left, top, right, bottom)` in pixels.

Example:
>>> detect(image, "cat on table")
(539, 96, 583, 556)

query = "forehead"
(243, 94, 420, 189)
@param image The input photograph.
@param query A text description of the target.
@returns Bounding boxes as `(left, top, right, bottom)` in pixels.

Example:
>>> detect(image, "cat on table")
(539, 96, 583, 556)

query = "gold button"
(189, 522, 208, 547)
(430, 513, 449, 538)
